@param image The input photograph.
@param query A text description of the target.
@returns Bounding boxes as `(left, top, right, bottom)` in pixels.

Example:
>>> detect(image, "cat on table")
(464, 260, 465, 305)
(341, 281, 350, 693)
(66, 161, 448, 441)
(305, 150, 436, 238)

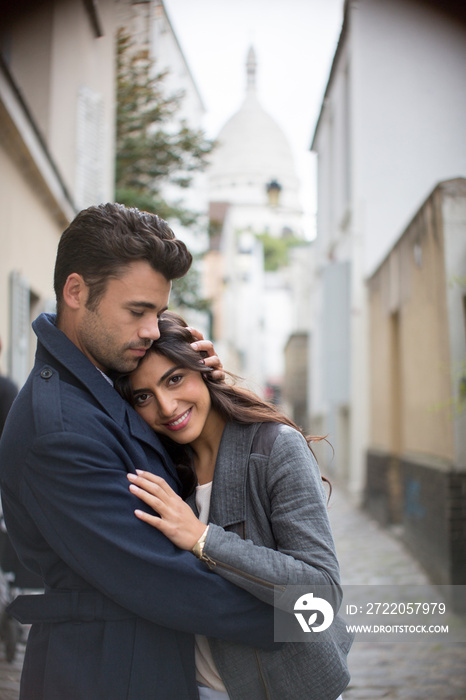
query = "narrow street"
(328, 487, 466, 699)
(1, 485, 465, 699)
(0, 635, 23, 700)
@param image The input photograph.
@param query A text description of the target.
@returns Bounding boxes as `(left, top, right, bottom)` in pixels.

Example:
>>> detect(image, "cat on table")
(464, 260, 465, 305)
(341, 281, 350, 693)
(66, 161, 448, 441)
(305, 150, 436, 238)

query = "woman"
(115, 312, 353, 700)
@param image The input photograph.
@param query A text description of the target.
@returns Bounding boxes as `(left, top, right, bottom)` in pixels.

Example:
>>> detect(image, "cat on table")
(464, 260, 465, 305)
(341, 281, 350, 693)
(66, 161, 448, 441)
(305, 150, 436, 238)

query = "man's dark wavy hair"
(54, 203, 192, 318)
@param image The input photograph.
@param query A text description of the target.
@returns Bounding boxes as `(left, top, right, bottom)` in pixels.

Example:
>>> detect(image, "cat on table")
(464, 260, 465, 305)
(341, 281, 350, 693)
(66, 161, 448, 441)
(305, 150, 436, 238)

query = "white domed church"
(204, 48, 304, 396)
(208, 47, 302, 236)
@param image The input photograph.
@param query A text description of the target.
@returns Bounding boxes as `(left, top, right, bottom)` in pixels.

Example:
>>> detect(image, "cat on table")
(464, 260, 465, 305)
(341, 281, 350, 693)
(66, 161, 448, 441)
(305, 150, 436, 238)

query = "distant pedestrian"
(0, 338, 17, 438)
(0, 337, 20, 662)
(0, 334, 18, 545)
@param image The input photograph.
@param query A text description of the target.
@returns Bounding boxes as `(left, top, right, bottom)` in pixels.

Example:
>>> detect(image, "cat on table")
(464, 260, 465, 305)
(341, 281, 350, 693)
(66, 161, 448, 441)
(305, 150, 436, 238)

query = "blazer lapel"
(208, 422, 260, 528)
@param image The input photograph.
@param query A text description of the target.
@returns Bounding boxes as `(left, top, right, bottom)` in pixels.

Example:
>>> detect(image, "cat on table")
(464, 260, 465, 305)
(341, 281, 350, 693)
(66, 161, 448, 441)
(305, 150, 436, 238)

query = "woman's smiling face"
(129, 351, 212, 445)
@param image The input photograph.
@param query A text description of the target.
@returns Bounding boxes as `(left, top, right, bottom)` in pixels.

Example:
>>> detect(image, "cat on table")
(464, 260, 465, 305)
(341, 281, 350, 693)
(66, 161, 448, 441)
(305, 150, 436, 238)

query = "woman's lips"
(164, 408, 192, 431)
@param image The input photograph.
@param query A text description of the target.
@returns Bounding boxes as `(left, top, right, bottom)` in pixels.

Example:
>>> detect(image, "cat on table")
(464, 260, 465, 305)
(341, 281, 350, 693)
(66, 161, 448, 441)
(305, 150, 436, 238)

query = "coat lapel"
(33, 313, 178, 480)
(208, 422, 261, 528)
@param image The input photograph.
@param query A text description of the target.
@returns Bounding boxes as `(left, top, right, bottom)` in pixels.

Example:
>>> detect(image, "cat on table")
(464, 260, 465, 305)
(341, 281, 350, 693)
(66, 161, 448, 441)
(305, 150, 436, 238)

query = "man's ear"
(62, 273, 87, 310)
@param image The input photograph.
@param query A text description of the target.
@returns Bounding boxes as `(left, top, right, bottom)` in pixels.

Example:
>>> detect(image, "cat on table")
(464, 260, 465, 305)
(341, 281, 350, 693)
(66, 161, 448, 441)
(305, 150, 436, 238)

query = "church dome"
(208, 48, 301, 212)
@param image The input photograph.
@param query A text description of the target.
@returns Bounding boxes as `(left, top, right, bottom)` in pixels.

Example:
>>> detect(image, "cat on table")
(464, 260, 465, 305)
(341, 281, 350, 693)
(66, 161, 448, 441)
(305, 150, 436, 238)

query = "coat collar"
(32, 313, 176, 476)
(33, 313, 127, 425)
(207, 421, 261, 528)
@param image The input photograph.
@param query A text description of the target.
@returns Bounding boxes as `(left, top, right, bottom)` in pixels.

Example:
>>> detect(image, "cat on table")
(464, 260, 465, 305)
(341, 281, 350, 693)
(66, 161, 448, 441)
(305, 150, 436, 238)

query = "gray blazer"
(187, 421, 354, 700)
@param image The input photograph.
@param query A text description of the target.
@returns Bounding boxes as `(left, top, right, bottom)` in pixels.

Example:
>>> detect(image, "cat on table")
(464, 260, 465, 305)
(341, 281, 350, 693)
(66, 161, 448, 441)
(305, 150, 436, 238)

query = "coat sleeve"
(9, 430, 275, 646)
(202, 428, 342, 609)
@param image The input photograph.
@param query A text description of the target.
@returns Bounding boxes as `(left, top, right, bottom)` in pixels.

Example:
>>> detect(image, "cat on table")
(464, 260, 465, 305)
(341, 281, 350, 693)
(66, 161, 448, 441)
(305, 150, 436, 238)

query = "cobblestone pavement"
(0, 486, 465, 699)
(0, 633, 24, 700)
(328, 486, 466, 700)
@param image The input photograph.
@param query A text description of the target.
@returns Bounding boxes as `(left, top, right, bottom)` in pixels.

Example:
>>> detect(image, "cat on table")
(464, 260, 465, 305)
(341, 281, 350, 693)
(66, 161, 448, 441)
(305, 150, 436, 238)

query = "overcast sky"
(163, 0, 345, 237)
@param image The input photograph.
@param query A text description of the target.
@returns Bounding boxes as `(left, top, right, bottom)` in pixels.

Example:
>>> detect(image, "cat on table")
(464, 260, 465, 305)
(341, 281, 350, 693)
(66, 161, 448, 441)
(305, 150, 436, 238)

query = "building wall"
(443, 185, 466, 466)
(369, 186, 454, 462)
(352, 0, 466, 276)
(310, 0, 466, 499)
(5, 0, 116, 207)
(366, 179, 466, 598)
(0, 144, 59, 368)
(283, 333, 309, 430)
(0, 0, 117, 386)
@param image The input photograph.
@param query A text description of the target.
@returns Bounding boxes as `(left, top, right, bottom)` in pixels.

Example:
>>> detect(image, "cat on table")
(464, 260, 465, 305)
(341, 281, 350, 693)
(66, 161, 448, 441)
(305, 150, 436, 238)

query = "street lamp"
(266, 179, 282, 207)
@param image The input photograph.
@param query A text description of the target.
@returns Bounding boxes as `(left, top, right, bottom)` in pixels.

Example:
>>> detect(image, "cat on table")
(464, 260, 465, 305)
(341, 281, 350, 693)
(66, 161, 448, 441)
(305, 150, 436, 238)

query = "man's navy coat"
(0, 314, 274, 700)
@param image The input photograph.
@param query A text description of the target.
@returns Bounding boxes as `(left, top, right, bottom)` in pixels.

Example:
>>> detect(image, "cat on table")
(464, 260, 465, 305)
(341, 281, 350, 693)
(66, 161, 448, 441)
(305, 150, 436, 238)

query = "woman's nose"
(156, 393, 176, 420)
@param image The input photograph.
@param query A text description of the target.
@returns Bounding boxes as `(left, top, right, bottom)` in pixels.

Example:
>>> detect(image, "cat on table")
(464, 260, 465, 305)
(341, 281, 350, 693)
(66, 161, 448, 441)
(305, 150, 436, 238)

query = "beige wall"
(0, 144, 60, 366)
(369, 186, 455, 463)
(0, 0, 119, 380)
(5, 0, 116, 201)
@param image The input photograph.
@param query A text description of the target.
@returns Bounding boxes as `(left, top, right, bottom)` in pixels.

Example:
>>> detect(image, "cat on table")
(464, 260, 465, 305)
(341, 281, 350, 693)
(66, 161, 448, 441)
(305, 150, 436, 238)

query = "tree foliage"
(170, 259, 211, 313)
(115, 29, 214, 313)
(115, 29, 215, 227)
(256, 231, 307, 271)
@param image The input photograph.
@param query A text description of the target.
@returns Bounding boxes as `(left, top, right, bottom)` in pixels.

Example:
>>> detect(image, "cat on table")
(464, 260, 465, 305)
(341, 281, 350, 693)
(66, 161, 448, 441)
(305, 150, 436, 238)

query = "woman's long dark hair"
(115, 311, 330, 498)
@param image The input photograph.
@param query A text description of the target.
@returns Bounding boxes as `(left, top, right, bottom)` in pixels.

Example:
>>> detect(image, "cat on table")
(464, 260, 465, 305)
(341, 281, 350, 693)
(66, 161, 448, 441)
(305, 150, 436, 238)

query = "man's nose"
(138, 317, 160, 341)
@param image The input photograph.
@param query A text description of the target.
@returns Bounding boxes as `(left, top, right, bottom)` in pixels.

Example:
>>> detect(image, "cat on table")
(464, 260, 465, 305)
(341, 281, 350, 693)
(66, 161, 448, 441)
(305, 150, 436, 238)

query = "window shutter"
(75, 86, 105, 209)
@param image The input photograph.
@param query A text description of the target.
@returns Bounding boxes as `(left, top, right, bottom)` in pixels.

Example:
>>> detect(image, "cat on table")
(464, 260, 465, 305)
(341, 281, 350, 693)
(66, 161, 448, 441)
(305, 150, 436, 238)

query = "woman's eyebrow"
(158, 365, 184, 385)
(132, 365, 184, 394)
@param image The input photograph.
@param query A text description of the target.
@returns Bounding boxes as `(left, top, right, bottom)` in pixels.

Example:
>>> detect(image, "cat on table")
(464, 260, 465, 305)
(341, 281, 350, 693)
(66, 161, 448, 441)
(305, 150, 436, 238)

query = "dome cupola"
(208, 47, 301, 214)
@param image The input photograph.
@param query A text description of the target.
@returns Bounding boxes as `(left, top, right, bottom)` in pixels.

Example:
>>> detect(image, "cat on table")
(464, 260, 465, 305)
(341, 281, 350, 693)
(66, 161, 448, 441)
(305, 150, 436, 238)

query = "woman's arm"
(198, 427, 341, 608)
(128, 428, 341, 609)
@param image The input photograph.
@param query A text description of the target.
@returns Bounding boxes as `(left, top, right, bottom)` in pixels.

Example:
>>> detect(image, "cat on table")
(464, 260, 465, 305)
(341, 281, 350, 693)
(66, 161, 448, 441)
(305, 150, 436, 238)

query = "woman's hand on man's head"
(187, 327, 224, 381)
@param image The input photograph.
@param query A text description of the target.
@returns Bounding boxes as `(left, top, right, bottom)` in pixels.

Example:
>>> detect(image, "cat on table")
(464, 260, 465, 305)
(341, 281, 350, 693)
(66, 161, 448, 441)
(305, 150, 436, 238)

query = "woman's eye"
(134, 393, 150, 406)
(168, 374, 183, 386)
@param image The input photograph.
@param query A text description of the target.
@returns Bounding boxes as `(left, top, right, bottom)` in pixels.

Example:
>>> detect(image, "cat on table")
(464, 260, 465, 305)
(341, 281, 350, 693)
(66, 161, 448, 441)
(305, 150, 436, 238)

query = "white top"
(195, 482, 227, 693)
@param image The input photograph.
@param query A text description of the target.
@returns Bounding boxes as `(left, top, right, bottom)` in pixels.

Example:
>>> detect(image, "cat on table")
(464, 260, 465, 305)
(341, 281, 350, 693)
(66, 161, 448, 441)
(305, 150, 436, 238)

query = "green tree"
(115, 29, 215, 227)
(256, 231, 308, 271)
(170, 257, 211, 313)
(116, 29, 214, 313)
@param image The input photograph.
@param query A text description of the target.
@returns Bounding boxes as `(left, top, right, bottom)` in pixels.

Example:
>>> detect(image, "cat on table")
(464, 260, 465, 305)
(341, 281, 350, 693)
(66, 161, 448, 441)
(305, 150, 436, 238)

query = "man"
(0, 204, 274, 700)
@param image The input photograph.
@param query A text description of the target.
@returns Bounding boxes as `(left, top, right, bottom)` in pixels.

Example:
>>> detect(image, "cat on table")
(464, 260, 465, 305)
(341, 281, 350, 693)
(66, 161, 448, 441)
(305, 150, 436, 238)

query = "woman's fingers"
(134, 509, 164, 529)
(188, 335, 225, 381)
(128, 472, 206, 549)
(199, 349, 224, 381)
(186, 326, 204, 342)
(129, 472, 175, 498)
(129, 482, 166, 514)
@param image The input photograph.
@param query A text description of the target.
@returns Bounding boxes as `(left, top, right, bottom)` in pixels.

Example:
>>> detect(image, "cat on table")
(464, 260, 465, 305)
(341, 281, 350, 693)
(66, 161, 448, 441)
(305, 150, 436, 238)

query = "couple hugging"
(0, 203, 353, 700)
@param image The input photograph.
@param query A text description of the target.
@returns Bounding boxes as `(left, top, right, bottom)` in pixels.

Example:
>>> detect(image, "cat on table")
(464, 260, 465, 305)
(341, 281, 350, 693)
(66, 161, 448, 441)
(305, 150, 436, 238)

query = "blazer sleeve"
(202, 428, 342, 609)
(8, 429, 275, 647)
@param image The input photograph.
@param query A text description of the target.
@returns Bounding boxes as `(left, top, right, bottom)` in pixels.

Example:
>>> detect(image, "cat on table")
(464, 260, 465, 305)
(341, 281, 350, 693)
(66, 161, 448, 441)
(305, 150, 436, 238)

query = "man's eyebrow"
(127, 302, 169, 314)
(127, 301, 156, 309)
